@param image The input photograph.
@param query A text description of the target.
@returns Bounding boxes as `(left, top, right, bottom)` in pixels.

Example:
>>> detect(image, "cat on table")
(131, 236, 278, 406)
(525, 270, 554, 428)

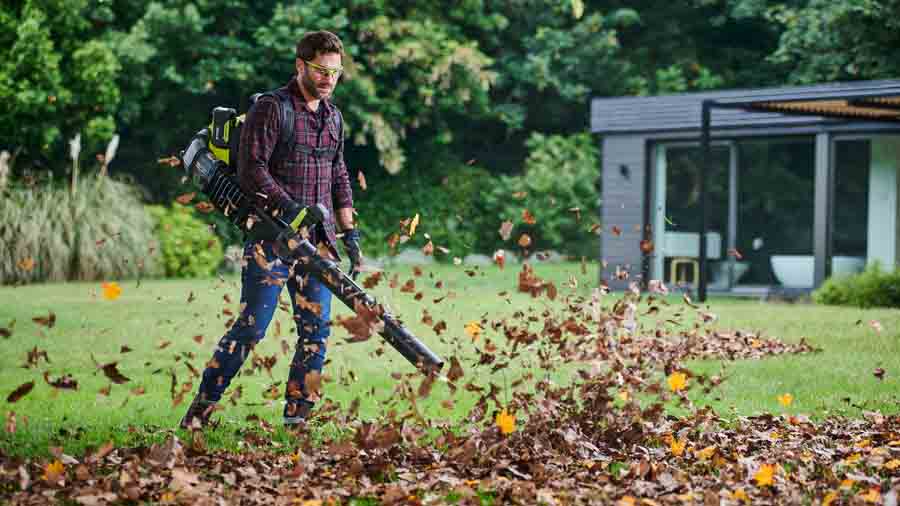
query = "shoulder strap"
(253, 89, 295, 163)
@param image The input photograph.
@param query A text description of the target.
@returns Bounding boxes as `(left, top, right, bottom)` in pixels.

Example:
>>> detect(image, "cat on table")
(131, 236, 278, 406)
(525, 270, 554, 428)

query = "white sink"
(770, 255, 866, 288)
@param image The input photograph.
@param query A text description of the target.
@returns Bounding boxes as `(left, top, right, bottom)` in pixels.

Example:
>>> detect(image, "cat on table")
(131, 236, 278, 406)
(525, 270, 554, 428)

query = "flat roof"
(591, 79, 900, 136)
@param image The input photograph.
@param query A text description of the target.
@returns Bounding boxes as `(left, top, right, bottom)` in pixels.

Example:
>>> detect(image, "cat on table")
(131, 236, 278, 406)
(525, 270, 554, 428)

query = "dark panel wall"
(600, 135, 646, 289)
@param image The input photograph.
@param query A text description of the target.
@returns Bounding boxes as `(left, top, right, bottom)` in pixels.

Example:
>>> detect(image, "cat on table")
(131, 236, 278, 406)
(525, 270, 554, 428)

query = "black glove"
(341, 228, 363, 280)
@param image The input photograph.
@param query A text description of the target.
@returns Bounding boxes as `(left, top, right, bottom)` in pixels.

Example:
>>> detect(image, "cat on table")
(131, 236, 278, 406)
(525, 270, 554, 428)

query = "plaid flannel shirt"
(238, 78, 353, 256)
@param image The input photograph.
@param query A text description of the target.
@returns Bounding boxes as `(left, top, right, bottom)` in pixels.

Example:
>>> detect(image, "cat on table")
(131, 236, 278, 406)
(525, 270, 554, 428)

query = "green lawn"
(1, 261, 898, 458)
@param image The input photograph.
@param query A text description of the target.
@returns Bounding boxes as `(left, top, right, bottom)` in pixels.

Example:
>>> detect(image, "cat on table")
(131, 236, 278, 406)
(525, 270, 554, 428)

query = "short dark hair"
(296, 31, 343, 60)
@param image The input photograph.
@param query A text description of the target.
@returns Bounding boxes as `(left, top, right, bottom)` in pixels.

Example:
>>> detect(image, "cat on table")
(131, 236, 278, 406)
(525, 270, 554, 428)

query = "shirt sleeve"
(237, 96, 293, 210)
(331, 110, 354, 210)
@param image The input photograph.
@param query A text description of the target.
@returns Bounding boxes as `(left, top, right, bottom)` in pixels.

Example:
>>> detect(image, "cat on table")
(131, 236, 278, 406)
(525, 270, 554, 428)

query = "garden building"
(590, 79, 900, 299)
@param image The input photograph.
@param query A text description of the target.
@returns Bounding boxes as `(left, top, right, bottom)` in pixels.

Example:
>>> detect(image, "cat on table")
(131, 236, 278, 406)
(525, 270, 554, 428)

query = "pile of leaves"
(2, 264, 897, 505)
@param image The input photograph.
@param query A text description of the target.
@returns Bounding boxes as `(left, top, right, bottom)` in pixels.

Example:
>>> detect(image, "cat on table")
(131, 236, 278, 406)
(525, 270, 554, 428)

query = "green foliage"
(0, 1, 120, 162)
(479, 132, 600, 257)
(0, 174, 161, 284)
(813, 263, 900, 309)
(354, 157, 494, 260)
(148, 204, 224, 278)
(765, 0, 900, 83)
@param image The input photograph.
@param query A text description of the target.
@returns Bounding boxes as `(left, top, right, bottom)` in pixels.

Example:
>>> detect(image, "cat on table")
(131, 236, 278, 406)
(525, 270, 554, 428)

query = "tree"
(0, 1, 120, 170)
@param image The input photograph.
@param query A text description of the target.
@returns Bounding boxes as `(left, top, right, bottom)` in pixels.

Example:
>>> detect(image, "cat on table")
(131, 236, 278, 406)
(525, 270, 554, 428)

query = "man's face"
(297, 52, 342, 100)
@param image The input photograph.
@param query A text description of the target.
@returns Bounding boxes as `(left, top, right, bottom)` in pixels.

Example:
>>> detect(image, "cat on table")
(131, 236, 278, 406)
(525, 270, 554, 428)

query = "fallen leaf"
(754, 463, 775, 487)
(495, 408, 515, 434)
(42, 460, 65, 483)
(667, 372, 687, 392)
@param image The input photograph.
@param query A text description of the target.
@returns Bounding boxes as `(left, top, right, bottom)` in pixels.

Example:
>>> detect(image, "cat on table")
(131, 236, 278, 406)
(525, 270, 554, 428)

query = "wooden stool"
(670, 257, 699, 285)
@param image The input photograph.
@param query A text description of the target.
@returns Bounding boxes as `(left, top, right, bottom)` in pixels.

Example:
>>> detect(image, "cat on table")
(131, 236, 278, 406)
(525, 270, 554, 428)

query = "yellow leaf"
(617, 496, 636, 506)
(101, 281, 122, 301)
(669, 438, 686, 457)
(731, 489, 750, 504)
(464, 321, 482, 341)
(617, 390, 630, 402)
(495, 408, 515, 435)
(770, 431, 781, 440)
(822, 490, 838, 506)
(667, 371, 687, 392)
(409, 213, 420, 237)
(42, 459, 65, 482)
(754, 463, 775, 487)
(860, 488, 881, 503)
(844, 453, 862, 465)
(695, 445, 716, 460)
(777, 393, 793, 407)
(884, 459, 900, 470)
(571, 0, 585, 20)
(840, 479, 856, 490)
(160, 491, 177, 503)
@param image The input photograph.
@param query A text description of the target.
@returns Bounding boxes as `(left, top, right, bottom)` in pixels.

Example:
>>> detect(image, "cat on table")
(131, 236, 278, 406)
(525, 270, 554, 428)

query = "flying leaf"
(521, 209, 536, 225)
(356, 170, 367, 191)
(101, 363, 130, 384)
(32, 312, 56, 328)
(195, 201, 215, 213)
(493, 250, 505, 269)
(777, 393, 794, 407)
(667, 372, 687, 392)
(495, 408, 515, 435)
(175, 192, 196, 205)
(611, 225, 622, 236)
(518, 234, 532, 248)
(17, 257, 35, 272)
(464, 321, 482, 341)
(499, 221, 514, 241)
(869, 320, 883, 333)
(409, 213, 420, 237)
(101, 282, 122, 301)
(754, 463, 775, 487)
(6, 381, 35, 403)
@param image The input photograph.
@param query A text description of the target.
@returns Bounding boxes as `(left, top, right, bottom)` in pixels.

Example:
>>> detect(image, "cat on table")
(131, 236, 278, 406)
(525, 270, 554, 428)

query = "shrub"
(148, 204, 224, 278)
(479, 132, 600, 257)
(0, 175, 162, 284)
(354, 162, 496, 261)
(813, 262, 900, 308)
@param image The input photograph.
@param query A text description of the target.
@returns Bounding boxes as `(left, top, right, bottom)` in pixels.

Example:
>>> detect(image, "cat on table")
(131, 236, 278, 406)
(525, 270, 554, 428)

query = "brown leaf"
(194, 201, 215, 213)
(32, 311, 56, 328)
(6, 381, 35, 403)
(175, 192, 196, 205)
(101, 363, 130, 384)
(357, 170, 368, 191)
(43, 372, 78, 390)
(522, 209, 537, 225)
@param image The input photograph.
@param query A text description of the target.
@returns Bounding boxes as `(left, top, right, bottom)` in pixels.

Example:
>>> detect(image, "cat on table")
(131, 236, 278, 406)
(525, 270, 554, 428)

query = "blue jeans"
(196, 240, 332, 422)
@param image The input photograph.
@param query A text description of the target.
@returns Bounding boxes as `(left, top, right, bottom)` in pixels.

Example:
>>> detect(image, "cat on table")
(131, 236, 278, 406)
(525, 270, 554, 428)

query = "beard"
(299, 68, 331, 100)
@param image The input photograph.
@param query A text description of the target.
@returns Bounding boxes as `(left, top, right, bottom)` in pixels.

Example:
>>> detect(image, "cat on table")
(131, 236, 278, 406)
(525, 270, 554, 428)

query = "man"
(181, 30, 362, 429)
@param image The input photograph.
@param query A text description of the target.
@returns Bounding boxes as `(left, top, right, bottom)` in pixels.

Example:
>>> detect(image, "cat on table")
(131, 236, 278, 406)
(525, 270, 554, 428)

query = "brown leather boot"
(179, 394, 216, 429)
